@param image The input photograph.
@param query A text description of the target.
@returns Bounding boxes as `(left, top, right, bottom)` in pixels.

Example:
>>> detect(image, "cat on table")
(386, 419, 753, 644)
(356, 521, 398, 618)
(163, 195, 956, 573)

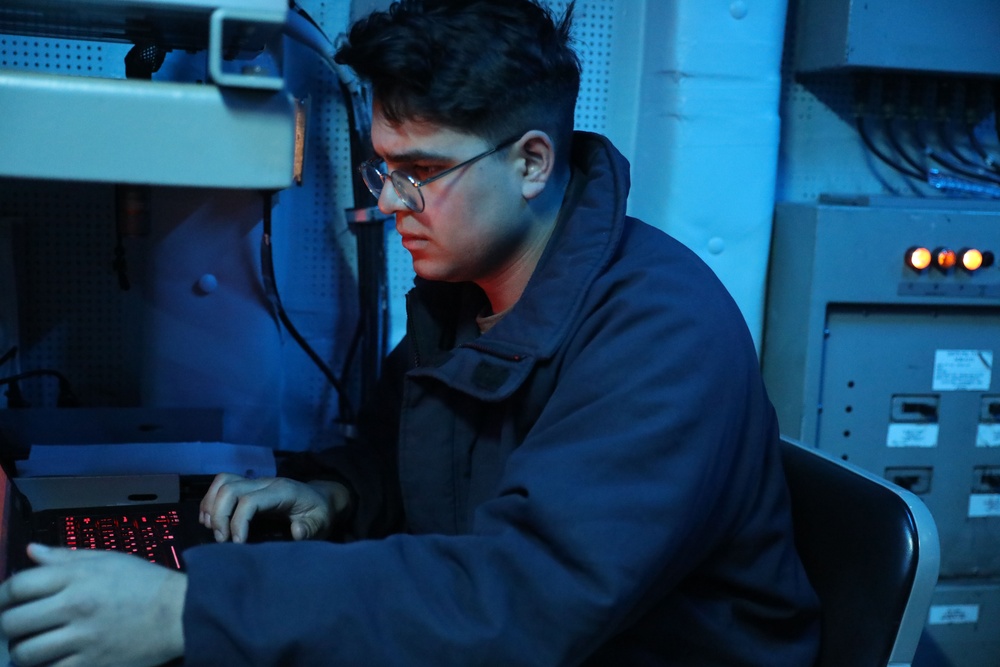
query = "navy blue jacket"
(182, 132, 820, 666)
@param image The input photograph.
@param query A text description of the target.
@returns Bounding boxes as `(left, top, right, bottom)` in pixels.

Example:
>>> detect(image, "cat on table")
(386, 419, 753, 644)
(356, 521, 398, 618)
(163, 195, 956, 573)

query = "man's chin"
(411, 261, 462, 284)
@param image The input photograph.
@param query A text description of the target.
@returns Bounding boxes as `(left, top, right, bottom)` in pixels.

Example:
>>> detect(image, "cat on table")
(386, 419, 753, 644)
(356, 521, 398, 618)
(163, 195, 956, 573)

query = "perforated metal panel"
(0, 35, 121, 75)
(0, 181, 145, 408)
(559, 0, 614, 134)
(0, 32, 135, 407)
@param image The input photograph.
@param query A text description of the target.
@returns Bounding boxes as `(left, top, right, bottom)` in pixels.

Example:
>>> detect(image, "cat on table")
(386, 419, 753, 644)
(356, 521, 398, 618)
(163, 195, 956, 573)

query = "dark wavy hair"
(335, 0, 581, 159)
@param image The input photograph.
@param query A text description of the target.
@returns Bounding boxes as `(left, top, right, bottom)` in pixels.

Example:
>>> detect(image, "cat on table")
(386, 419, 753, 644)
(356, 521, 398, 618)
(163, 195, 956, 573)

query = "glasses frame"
(359, 135, 521, 212)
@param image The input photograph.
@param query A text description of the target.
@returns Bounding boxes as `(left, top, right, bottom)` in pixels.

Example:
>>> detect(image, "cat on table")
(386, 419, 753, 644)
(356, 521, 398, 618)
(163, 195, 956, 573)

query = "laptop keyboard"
(59, 510, 183, 569)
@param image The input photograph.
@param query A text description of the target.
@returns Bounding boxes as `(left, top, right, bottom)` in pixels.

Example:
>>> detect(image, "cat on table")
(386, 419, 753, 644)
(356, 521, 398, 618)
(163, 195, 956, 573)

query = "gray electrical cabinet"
(763, 198, 1000, 666)
(792, 0, 1000, 77)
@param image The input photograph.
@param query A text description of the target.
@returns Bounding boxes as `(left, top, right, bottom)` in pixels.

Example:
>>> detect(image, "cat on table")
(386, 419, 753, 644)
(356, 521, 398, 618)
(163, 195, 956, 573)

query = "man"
(0, 1, 820, 665)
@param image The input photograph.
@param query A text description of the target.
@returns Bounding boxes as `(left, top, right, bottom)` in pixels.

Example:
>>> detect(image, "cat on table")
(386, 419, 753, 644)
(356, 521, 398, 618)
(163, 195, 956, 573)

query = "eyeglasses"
(359, 135, 520, 212)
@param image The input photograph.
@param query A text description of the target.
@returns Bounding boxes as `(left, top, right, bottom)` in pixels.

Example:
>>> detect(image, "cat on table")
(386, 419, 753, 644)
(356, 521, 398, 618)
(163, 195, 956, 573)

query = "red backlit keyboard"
(59, 510, 183, 569)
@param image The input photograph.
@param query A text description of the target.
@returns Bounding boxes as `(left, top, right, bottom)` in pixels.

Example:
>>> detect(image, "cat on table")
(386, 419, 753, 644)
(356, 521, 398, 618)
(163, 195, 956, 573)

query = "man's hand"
(199, 474, 351, 543)
(0, 544, 186, 667)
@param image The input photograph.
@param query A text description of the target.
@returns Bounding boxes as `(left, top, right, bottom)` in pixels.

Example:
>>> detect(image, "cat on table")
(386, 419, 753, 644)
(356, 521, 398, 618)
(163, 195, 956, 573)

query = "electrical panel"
(763, 198, 1000, 666)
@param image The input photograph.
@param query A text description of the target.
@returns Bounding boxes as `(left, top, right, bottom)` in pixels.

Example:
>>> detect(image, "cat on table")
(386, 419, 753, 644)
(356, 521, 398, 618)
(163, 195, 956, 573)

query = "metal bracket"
(209, 8, 286, 90)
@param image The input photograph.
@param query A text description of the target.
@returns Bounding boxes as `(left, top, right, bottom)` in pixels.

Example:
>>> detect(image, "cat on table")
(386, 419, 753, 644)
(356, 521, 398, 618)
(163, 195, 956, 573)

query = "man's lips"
(399, 234, 428, 251)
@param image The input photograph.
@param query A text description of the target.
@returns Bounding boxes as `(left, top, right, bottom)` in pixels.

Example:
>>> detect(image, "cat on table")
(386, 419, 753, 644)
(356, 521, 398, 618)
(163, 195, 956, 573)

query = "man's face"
(369, 106, 532, 287)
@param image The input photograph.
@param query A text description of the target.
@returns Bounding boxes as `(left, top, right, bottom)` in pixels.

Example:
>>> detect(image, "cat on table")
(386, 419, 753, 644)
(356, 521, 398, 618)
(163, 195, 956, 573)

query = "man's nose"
(378, 182, 409, 215)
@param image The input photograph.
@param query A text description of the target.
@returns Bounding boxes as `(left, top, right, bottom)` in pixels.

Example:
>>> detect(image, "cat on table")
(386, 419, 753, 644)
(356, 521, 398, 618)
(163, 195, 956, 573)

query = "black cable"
(913, 118, 1000, 185)
(124, 42, 167, 79)
(937, 120, 979, 168)
(4, 380, 28, 408)
(112, 233, 131, 291)
(0, 346, 15, 369)
(339, 317, 364, 396)
(883, 116, 927, 177)
(965, 122, 1000, 174)
(289, 1, 332, 44)
(0, 369, 80, 407)
(968, 123, 991, 160)
(856, 115, 925, 180)
(352, 214, 388, 408)
(283, 0, 371, 144)
(259, 192, 356, 425)
(926, 151, 1000, 185)
(995, 85, 1000, 147)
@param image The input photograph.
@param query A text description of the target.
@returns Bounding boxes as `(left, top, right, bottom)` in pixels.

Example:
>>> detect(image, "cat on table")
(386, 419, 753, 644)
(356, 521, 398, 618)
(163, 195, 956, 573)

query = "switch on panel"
(981, 396, 1000, 422)
(969, 466, 1000, 519)
(891, 395, 940, 422)
(973, 466, 1000, 493)
(978, 396, 1000, 448)
(886, 466, 933, 494)
(887, 395, 939, 448)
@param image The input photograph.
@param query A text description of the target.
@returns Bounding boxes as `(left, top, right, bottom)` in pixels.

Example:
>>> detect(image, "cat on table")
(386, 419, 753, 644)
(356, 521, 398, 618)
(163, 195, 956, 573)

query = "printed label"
(928, 604, 980, 625)
(977, 423, 1000, 447)
(968, 494, 1000, 518)
(933, 350, 993, 391)
(886, 423, 939, 448)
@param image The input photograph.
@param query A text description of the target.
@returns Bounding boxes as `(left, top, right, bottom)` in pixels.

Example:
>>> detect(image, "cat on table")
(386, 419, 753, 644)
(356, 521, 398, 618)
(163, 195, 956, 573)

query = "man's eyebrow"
(379, 147, 451, 164)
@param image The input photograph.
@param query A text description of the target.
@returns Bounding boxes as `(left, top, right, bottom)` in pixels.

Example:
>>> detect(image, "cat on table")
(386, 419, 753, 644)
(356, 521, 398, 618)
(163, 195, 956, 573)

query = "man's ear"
(516, 130, 555, 200)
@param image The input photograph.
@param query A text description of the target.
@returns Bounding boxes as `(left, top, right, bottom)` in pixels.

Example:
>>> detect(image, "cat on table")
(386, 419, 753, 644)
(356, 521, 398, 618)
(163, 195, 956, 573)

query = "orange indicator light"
(905, 246, 932, 271)
(935, 248, 957, 271)
(960, 248, 983, 272)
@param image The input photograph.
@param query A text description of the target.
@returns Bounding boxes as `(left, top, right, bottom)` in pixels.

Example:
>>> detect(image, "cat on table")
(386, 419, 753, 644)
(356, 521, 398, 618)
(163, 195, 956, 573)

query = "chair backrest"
(780, 437, 940, 667)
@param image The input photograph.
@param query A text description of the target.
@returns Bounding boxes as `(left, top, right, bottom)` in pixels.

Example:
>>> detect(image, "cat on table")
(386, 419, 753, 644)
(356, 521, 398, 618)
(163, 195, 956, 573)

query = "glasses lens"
(391, 172, 425, 212)
(361, 161, 386, 198)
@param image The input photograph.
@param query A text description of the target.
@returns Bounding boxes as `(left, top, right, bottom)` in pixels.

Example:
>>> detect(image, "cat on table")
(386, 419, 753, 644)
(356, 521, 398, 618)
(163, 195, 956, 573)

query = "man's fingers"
(0, 585, 74, 640)
(8, 623, 79, 667)
(199, 472, 243, 528)
(229, 495, 265, 544)
(0, 550, 73, 609)
(290, 518, 319, 541)
(206, 479, 260, 541)
(26, 543, 91, 566)
(200, 476, 329, 543)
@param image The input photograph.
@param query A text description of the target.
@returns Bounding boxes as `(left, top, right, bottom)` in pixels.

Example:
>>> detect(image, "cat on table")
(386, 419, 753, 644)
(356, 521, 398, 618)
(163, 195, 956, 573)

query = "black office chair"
(780, 437, 940, 667)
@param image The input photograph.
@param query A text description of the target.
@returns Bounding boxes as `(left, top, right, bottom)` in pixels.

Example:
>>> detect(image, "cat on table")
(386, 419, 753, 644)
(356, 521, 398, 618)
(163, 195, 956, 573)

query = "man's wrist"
(158, 571, 188, 663)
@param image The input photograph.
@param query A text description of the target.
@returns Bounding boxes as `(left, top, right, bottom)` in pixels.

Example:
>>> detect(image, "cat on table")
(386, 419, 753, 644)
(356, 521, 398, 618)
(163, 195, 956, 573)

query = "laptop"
(0, 459, 215, 579)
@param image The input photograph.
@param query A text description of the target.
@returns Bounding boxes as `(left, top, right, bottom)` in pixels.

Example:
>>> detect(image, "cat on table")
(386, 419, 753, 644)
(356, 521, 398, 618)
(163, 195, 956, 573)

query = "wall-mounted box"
(793, 0, 1000, 76)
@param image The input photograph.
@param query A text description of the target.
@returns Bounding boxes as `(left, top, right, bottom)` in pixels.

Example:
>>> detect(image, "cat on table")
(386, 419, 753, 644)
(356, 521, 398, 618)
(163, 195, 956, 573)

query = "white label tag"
(977, 423, 1000, 447)
(968, 494, 1000, 518)
(933, 349, 993, 391)
(887, 423, 939, 448)
(928, 604, 980, 625)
